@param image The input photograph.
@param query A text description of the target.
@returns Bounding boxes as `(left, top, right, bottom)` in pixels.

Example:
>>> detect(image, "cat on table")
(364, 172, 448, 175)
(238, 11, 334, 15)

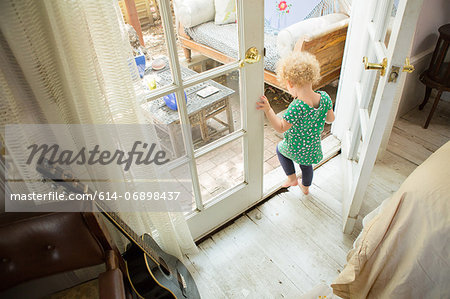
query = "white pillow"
(277, 13, 348, 57)
(214, 0, 236, 25)
(176, 0, 215, 28)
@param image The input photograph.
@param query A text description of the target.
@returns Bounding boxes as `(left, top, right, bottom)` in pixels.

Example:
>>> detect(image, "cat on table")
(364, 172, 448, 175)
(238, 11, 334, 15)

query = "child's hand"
(256, 96, 271, 113)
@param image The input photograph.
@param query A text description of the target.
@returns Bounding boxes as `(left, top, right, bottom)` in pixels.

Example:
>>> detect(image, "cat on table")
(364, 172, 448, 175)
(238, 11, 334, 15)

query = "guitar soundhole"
(158, 257, 171, 276)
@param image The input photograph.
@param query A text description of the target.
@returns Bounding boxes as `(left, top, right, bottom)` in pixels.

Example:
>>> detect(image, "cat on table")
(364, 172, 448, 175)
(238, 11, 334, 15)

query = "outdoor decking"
(182, 96, 450, 298)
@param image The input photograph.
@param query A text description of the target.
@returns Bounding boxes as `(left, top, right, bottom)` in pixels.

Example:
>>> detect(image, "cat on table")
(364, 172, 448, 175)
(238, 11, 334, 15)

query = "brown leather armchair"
(0, 212, 129, 298)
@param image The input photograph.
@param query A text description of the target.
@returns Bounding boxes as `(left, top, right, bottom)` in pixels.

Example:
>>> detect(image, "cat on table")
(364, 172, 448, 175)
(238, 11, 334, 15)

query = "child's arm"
(325, 109, 335, 124)
(256, 96, 292, 133)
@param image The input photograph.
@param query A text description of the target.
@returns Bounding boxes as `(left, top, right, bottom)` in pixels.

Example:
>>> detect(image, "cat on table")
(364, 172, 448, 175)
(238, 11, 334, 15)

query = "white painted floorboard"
(184, 100, 449, 298)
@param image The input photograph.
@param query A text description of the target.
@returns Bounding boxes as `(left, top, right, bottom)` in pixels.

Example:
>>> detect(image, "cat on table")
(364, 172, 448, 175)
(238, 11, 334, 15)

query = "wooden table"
(141, 61, 235, 157)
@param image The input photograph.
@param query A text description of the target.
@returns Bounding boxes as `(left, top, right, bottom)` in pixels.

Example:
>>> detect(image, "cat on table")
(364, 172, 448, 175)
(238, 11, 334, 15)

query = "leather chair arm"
(98, 268, 126, 299)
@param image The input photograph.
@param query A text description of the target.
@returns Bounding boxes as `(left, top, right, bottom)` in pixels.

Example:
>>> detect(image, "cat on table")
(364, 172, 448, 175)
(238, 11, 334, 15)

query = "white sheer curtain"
(0, 0, 197, 258)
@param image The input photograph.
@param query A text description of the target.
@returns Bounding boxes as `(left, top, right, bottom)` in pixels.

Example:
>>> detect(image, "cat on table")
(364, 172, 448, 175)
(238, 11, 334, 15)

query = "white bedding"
(331, 141, 450, 298)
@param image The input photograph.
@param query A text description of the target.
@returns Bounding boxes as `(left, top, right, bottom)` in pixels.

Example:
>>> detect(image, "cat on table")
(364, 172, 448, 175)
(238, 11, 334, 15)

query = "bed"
(331, 141, 450, 298)
(175, 0, 351, 91)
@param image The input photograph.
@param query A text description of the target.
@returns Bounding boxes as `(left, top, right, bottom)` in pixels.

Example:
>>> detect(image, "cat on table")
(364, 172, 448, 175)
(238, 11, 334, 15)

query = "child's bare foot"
(299, 179, 309, 195)
(281, 178, 298, 188)
(282, 174, 298, 188)
(300, 185, 309, 195)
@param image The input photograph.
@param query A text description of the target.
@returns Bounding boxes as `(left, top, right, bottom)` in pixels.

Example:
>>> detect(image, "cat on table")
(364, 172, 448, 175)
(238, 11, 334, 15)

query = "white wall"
(378, 0, 449, 158)
(396, 0, 450, 117)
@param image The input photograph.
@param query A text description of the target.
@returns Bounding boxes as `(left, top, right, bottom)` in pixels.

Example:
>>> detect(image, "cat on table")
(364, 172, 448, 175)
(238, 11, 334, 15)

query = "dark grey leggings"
(276, 145, 313, 187)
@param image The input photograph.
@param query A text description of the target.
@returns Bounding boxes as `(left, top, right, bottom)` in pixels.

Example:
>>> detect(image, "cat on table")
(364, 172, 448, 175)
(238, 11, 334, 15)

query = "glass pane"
(321, 84, 337, 138)
(354, 133, 363, 163)
(263, 85, 290, 174)
(141, 71, 241, 159)
(197, 138, 244, 204)
(188, 70, 242, 151)
(140, 96, 186, 159)
(360, 47, 379, 115)
(141, 70, 241, 159)
(263, 124, 283, 175)
(175, 1, 239, 78)
(383, 0, 399, 48)
(167, 162, 196, 212)
(368, 71, 381, 116)
(345, 110, 363, 163)
(118, 0, 175, 93)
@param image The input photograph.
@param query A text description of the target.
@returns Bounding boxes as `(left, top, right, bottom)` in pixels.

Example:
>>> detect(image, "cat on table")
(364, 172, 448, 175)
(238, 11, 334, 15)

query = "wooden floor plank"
(289, 190, 354, 251)
(387, 128, 435, 165)
(310, 156, 344, 201)
(309, 157, 345, 217)
(378, 150, 422, 178)
(394, 118, 449, 149)
(196, 238, 250, 298)
(234, 213, 315, 294)
(185, 240, 229, 299)
(183, 253, 228, 299)
(401, 101, 450, 138)
(247, 207, 343, 289)
(219, 217, 302, 298)
(259, 194, 352, 267)
(308, 184, 342, 219)
(210, 224, 276, 298)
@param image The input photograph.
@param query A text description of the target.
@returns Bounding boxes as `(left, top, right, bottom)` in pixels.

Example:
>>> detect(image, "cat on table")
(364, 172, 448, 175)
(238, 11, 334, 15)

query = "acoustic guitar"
(36, 160, 201, 299)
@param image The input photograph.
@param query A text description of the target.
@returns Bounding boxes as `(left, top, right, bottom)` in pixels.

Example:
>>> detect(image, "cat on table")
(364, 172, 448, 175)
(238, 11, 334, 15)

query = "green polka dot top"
(278, 91, 333, 165)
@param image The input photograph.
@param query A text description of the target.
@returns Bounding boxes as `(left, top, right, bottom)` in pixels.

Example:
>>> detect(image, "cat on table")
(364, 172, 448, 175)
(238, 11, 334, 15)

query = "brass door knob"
(363, 56, 388, 76)
(239, 47, 261, 67)
(402, 57, 415, 73)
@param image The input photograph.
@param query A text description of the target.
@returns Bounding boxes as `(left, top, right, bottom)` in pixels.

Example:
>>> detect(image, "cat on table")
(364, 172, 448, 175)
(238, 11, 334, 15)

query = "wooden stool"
(418, 23, 450, 129)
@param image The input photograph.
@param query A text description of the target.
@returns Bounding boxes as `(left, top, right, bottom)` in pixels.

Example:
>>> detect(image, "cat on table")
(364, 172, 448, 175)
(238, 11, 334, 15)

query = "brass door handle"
(239, 47, 261, 67)
(402, 57, 415, 73)
(363, 56, 387, 76)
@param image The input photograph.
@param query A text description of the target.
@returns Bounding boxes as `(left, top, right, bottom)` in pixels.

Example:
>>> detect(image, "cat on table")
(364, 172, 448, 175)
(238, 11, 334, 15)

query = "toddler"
(256, 52, 335, 195)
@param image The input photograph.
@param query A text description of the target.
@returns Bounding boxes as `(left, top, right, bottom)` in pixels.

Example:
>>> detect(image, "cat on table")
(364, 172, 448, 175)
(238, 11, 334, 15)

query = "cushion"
(214, 0, 236, 25)
(277, 13, 348, 57)
(184, 21, 280, 73)
(175, 0, 215, 28)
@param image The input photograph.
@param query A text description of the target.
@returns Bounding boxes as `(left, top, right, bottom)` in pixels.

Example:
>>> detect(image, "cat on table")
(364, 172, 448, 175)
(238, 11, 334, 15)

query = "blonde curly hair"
(276, 51, 321, 87)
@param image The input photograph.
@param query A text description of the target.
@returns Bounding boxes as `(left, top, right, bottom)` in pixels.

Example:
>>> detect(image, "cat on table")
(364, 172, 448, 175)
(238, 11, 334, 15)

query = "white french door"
(151, 0, 264, 240)
(332, 0, 423, 233)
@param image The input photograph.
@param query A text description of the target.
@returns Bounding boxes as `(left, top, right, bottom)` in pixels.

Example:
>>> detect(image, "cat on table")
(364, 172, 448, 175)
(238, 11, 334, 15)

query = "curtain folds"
(0, 0, 197, 259)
